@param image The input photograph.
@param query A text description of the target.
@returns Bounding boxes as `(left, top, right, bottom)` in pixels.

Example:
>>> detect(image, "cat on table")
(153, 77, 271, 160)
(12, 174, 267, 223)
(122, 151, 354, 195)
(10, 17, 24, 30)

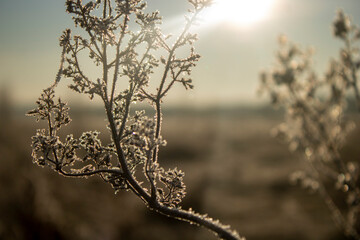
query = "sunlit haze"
(1, 0, 360, 107)
(200, 0, 277, 27)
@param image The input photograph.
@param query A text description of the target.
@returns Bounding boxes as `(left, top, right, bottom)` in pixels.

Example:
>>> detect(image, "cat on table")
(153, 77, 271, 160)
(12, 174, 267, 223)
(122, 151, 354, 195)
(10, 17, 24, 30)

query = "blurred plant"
(259, 10, 360, 239)
(27, 0, 242, 239)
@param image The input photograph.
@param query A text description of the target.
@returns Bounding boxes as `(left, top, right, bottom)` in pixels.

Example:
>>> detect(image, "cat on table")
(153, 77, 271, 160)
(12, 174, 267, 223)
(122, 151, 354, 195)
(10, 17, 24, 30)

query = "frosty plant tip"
(27, 0, 242, 239)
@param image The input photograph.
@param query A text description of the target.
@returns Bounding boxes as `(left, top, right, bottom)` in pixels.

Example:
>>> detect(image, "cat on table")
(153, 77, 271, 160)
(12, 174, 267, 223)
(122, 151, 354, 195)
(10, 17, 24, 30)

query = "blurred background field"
(1, 96, 359, 240)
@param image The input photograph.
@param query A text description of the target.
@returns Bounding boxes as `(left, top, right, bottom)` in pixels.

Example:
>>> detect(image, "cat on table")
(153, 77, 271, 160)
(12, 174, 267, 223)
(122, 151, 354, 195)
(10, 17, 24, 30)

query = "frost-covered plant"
(27, 0, 242, 239)
(259, 10, 360, 239)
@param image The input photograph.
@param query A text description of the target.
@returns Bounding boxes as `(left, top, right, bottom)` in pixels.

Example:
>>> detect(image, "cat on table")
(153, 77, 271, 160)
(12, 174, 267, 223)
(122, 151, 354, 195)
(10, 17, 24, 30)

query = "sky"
(1, 0, 360, 108)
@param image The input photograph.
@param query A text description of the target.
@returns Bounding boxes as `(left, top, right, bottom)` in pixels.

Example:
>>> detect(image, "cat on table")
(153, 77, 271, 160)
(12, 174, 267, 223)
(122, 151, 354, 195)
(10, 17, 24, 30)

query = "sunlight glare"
(201, 0, 276, 27)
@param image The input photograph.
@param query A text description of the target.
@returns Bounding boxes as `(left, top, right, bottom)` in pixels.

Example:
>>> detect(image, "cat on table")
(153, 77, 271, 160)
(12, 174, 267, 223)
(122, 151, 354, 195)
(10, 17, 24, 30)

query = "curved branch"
(152, 203, 242, 240)
(58, 168, 123, 178)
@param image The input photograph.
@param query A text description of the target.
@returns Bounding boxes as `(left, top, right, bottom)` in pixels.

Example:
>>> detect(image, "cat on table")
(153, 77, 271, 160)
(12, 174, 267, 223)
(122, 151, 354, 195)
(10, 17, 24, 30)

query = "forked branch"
(28, 0, 243, 239)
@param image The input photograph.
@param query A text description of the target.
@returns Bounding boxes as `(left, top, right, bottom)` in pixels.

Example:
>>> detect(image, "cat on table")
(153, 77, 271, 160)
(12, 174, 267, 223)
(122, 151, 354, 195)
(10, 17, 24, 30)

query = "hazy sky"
(1, 0, 360, 107)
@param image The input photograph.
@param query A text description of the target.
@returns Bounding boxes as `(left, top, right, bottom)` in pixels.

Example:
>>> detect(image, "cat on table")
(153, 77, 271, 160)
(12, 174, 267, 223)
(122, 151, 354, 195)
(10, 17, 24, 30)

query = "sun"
(200, 0, 276, 27)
